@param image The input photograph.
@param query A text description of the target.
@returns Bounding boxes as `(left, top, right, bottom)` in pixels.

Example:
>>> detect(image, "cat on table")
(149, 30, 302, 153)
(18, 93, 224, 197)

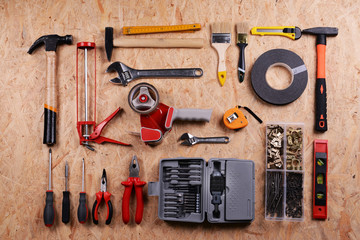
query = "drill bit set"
(148, 158, 255, 223)
(265, 123, 304, 221)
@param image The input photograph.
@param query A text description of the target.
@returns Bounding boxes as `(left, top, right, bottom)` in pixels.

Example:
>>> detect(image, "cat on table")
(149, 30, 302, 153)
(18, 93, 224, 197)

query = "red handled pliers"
(121, 156, 146, 224)
(92, 169, 113, 225)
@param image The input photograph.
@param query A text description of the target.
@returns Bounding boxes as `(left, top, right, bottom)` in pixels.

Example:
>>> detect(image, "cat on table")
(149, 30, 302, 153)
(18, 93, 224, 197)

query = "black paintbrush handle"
(236, 43, 248, 83)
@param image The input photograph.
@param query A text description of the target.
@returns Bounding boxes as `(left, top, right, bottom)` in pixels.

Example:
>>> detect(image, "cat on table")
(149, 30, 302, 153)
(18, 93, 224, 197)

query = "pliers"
(121, 156, 146, 224)
(92, 169, 113, 225)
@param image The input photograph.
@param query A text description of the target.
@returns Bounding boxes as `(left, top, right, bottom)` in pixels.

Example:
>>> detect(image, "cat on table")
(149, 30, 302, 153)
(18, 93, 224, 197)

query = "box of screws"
(265, 123, 304, 221)
(148, 158, 255, 223)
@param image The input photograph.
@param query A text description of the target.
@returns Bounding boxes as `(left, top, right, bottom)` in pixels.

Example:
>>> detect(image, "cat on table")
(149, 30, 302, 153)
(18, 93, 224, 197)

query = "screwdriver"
(44, 149, 55, 227)
(62, 161, 70, 224)
(77, 158, 88, 223)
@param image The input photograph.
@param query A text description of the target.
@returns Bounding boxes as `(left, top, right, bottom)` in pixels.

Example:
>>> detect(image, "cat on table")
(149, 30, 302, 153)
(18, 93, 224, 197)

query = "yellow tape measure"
(123, 24, 201, 35)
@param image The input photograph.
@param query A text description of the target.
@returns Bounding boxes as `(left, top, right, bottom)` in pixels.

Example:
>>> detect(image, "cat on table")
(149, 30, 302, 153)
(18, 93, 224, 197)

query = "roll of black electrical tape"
(251, 49, 308, 105)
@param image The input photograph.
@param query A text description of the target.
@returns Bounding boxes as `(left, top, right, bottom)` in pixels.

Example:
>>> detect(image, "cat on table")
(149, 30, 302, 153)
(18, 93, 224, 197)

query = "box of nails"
(148, 158, 255, 223)
(265, 123, 304, 221)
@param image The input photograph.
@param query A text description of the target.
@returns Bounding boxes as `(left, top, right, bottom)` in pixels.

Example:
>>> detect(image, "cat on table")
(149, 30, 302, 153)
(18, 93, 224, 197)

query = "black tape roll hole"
(265, 63, 294, 90)
(251, 49, 308, 105)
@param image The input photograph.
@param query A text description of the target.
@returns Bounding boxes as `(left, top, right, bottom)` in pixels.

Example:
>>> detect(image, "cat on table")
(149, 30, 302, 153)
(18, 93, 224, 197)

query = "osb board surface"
(0, 0, 359, 239)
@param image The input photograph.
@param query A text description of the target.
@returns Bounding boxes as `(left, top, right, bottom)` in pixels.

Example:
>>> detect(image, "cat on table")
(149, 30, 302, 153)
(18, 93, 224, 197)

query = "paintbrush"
(211, 22, 231, 86)
(236, 22, 249, 83)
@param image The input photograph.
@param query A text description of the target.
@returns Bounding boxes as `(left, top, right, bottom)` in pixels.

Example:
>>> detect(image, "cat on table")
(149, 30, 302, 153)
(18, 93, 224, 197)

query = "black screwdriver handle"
(315, 78, 327, 131)
(236, 42, 248, 83)
(44, 191, 55, 227)
(62, 191, 70, 224)
(77, 192, 88, 224)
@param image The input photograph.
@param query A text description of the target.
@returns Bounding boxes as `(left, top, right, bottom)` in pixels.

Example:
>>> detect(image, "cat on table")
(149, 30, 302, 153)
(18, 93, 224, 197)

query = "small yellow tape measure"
(123, 24, 201, 35)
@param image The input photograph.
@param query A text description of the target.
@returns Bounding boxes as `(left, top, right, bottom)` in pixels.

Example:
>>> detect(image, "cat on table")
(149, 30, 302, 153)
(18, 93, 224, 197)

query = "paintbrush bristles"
(236, 22, 249, 34)
(212, 22, 231, 33)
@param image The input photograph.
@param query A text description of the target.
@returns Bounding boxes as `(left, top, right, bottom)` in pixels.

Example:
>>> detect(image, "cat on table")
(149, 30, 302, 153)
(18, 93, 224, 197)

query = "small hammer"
(302, 27, 338, 132)
(28, 34, 73, 145)
(105, 27, 204, 61)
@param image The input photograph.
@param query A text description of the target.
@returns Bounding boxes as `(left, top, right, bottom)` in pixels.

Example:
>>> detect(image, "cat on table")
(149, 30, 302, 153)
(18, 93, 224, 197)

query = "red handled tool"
(92, 169, 113, 225)
(76, 42, 130, 151)
(302, 27, 338, 132)
(44, 149, 55, 227)
(122, 156, 146, 224)
(313, 139, 328, 219)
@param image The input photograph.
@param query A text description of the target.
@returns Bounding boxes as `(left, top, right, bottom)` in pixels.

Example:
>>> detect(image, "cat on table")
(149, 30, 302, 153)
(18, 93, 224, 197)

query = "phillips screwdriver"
(62, 161, 70, 224)
(77, 158, 88, 223)
(44, 149, 55, 227)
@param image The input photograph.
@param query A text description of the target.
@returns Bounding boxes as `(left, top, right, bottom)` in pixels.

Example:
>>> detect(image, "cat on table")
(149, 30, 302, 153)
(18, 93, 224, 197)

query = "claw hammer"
(28, 34, 73, 145)
(302, 27, 338, 132)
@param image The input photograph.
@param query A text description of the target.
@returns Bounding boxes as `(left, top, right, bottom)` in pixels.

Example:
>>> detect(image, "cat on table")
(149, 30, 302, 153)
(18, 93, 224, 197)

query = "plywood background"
(0, 0, 359, 239)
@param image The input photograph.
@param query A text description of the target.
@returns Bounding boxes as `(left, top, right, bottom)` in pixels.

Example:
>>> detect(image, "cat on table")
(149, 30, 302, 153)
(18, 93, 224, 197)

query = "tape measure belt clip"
(251, 49, 308, 105)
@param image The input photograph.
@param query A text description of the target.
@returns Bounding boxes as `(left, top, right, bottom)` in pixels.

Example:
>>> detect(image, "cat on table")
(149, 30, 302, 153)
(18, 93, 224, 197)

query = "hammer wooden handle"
(114, 38, 204, 48)
(44, 51, 57, 145)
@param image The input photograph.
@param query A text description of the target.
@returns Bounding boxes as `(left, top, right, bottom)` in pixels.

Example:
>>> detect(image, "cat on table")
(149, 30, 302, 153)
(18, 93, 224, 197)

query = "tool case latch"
(148, 182, 160, 196)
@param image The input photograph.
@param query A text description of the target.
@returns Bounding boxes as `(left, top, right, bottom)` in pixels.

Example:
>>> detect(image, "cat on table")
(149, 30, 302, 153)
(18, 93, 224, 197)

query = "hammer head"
(28, 34, 73, 54)
(105, 27, 114, 61)
(302, 27, 338, 37)
(106, 61, 135, 86)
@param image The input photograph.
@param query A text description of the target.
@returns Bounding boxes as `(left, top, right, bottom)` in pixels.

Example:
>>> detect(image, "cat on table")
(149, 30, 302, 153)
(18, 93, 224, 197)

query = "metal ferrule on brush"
(212, 33, 231, 43)
(237, 33, 248, 44)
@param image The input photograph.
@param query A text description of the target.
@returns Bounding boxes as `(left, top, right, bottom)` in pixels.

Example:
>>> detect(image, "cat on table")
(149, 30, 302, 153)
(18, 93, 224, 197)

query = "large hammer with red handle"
(28, 34, 73, 145)
(302, 27, 338, 132)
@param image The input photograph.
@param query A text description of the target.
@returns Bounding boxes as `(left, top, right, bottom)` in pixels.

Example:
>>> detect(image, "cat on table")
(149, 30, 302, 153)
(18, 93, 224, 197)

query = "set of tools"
(162, 161, 202, 218)
(29, 20, 338, 227)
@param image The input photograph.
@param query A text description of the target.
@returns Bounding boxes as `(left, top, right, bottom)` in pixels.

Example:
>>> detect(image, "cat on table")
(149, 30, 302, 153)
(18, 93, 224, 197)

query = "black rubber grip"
(236, 43, 248, 83)
(92, 200, 98, 224)
(44, 108, 56, 145)
(315, 78, 327, 132)
(77, 192, 88, 224)
(105, 200, 113, 225)
(62, 191, 70, 224)
(44, 191, 55, 227)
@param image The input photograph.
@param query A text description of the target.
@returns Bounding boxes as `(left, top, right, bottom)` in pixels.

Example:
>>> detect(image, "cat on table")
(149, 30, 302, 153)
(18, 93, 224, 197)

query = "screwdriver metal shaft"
(77, 158, 88, 223)
(44, 149, 55, 227)
(62, 161, 70, 224)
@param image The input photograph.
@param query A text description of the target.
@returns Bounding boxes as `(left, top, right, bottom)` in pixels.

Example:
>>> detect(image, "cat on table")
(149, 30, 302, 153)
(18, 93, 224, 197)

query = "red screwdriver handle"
(134, 180, 146, 224)
(121, 180, 133, 224)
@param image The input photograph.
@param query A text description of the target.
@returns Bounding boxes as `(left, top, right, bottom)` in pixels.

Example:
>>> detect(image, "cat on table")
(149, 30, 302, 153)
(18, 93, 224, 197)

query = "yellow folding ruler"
(123, 24, 201, 35)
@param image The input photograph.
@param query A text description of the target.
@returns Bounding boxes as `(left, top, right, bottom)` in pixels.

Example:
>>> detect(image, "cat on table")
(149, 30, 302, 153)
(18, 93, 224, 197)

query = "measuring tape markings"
(251, 49, 308, 105)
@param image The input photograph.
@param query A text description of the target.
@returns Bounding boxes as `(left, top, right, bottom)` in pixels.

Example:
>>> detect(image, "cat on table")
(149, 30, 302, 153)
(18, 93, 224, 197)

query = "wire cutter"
(121, 156, 146, 224)
(92, 169, 113, 225)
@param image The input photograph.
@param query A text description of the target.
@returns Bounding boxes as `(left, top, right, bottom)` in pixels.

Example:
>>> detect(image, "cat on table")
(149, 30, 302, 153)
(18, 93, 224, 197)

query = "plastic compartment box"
(265, 122, 304, 221)
(148, 158, 255, 223)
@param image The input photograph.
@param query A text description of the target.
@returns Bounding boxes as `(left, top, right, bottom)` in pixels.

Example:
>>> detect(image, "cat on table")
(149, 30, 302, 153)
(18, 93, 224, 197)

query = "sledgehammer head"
(105, 27, 114, 61)
(302, 27, 338, 45)
(28, 34, 73, 54)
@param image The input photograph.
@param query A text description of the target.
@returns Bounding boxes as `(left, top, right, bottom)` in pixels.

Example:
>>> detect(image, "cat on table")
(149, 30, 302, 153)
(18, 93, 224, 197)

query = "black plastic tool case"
(148, 158, 255, 223)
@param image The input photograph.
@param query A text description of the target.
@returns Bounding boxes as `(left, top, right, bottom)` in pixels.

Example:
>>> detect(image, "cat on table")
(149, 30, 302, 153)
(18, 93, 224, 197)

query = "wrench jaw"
(178, 133, 197, 146)
(106, 61, 135, 86)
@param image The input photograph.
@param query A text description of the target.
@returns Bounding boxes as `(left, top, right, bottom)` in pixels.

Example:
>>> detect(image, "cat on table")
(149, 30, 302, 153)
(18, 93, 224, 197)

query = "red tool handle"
(121, 178, 146, 224)
(91, 191, 102, 224)
(315, 44, 327, 132)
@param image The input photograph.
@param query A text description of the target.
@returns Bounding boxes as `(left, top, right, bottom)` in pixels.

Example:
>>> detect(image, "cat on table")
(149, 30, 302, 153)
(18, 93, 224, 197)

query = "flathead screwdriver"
(44, 149, 55, 227)
(77, 158, 88, 223)
(62, 161, 70, 224)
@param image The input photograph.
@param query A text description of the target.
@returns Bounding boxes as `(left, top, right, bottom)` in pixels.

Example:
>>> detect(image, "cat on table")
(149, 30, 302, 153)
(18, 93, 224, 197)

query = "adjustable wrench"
(106, 62, 203, 86)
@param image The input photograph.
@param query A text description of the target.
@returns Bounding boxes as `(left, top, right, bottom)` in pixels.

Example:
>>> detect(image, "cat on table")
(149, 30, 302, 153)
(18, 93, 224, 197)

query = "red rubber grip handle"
(134, 181, 146, 224)
(121, 181, 133, 224)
